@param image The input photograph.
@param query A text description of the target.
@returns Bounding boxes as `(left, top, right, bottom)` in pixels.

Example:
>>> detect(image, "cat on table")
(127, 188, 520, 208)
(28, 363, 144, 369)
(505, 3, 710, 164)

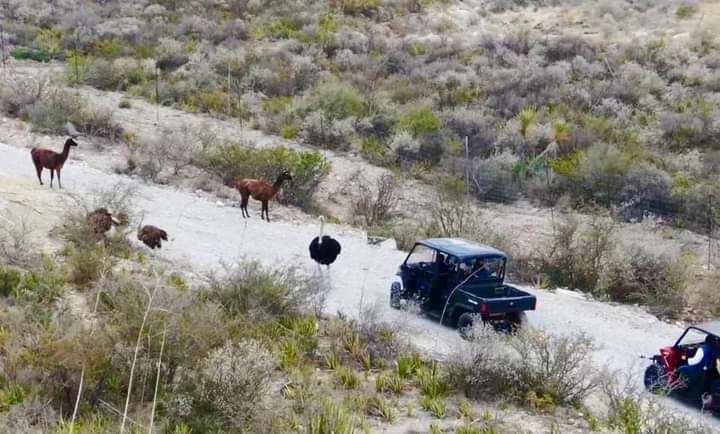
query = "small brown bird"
(137, 225, 168, 249)
(87, 208, 121, 238)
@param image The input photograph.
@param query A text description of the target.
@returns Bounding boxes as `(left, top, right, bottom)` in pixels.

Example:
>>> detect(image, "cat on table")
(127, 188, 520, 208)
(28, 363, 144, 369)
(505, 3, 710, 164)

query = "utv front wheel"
(644, 364, 666, 393)
(390, 294, 401, 309)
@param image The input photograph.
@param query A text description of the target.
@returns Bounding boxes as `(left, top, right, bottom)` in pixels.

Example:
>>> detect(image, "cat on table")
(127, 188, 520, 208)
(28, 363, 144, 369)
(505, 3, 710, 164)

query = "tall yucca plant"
(517, 106, 538, 138)
(552, 119, 571, 144)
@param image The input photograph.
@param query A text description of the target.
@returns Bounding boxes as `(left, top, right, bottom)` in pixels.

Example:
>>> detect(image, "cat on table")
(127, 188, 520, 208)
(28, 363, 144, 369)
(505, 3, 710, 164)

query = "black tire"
(390, 294, 401, 309)
(457, 313, 475, 339)
(507, 312, 527, 334)
(644, 364, 665, 392)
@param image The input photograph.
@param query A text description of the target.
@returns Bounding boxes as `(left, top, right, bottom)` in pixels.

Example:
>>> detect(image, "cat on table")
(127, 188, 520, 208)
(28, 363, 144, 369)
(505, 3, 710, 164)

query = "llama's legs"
(35, 165, 43, 185)
(49, 169, 54, 188)
(57, 169, 62, 189)
(263, 202, 270, 222)
(240, 195, 250, 218)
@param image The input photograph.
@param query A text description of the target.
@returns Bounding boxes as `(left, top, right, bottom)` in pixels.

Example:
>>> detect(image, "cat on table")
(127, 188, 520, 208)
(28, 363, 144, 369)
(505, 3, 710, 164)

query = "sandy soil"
(0, 141, 716, 428)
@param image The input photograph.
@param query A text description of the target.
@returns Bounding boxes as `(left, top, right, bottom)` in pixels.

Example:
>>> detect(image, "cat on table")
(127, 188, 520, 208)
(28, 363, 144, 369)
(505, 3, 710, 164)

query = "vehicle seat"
(677, 341, 712, 397)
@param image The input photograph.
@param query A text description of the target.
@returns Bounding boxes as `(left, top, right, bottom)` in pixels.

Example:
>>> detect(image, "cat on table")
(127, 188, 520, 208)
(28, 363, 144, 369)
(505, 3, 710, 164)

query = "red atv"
(644, 321, 720, 411)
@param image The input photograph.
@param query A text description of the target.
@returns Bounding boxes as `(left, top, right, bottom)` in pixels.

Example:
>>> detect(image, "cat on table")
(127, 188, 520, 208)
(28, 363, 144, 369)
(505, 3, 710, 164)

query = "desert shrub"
(0, 75, 48, 118)
(57, 183, 136, 255)
(198, 143, 330, 208)
(572, 143, 633, 206)
(470, 151, 521, 203)
(544, 34, 596, 62)
(599, 248, 686, 318)
(130, 128, 197, 180)
(194, 340, 274, 427)
(0, 268, 22, 298)
(399, 106, 442, 138)
(620, 163, 677, 221)
(27, 90, 124, 140)
(676, 3, 697, 18)
(351, 174, 399, 227)
(541, 214, 617, 292)
(307, 80, 366, 121)
(301, 111, 354, 150)
(602, 376, 711, 434)
(678, 182, 720, 233)
(337, 0, 382, 15)
(658, 97, 717, 150)
(202, 261, 326, 322)
(0, 212, 37, 267)
(443, 109, 498, 157)
(10, 47, 52, 62)
(449, 325, 598, 407)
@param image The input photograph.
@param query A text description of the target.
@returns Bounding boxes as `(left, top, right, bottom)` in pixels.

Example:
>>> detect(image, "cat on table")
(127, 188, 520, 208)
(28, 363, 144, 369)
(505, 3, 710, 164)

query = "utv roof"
(419, 238, 507, 260)
(693, 320, 720, 337)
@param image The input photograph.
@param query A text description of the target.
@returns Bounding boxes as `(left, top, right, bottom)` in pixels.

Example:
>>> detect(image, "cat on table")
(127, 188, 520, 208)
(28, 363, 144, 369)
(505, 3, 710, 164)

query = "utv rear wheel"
(457, 313, 475, 339)
(644, 364, 666, 392)
(507, 312, 527, 333)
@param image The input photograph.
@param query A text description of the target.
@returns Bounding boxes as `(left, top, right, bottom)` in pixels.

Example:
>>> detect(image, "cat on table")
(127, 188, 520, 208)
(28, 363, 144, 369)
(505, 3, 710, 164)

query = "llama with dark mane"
(234, 170, 292, 222)
(30, 138, 78, 189)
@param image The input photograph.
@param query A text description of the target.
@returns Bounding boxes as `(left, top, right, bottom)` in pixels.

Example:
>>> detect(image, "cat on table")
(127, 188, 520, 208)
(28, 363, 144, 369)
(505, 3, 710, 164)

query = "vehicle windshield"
(406, 244, 436, 266)
(457, 257, 504, 280)
(677, 328, 710, 347)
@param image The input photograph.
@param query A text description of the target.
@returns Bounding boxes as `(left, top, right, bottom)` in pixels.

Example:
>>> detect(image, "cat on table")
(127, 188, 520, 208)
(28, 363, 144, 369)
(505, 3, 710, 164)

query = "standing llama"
(234, 170, 292, 222)
(30, 138, 78, 188)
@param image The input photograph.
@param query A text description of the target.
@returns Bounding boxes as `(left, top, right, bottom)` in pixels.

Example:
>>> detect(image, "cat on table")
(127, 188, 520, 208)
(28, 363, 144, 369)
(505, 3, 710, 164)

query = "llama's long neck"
(272, 176, 287, 193)
(59, 141, 73, 162)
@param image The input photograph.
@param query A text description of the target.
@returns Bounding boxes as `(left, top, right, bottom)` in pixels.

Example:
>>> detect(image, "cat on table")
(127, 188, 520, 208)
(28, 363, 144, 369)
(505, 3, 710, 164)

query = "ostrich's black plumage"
(309, 235, 341, 266)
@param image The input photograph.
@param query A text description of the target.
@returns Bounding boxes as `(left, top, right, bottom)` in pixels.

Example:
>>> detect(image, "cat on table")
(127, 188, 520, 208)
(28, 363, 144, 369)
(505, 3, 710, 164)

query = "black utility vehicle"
(389, 238, 536, 332)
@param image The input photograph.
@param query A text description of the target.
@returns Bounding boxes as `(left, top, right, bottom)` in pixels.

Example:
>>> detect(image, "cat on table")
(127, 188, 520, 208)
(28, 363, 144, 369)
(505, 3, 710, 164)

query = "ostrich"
(136, 212, 168, 249)
(234, 170, 292, 222)
(86, 208, 121, 239)
(30, 138, 78, 188)
(309, 216, 342, 268)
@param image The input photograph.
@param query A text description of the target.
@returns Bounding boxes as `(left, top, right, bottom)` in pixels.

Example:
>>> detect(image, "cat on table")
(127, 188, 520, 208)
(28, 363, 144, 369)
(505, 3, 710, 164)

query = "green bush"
(676, 3, 697, 18)
(399, 106, 442, 137)
(308, 81, 366, 120)
(201, 261, 326, 322)
(599, 248, 686, 318)
(28, 91, 124, 140)
(66, 244, 111, 286)
(449, 326, 598, 408)
(10, 47, 51, 62)
(198, 143, 330, 208)
(0, 268, 22, 297)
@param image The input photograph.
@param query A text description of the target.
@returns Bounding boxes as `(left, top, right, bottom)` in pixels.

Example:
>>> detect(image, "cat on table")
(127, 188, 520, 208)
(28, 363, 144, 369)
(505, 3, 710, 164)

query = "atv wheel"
(457, 313, 475, 339)
(644, 364, 666, 392)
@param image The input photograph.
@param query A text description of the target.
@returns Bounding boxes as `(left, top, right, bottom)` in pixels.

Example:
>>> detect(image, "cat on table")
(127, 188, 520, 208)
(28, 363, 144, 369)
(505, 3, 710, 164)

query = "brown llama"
(234, 170, 292, 222)
(30, 138, 78, 189)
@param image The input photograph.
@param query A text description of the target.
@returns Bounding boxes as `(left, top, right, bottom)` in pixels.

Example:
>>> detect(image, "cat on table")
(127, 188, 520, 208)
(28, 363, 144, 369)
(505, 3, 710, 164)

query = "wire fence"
(444, 153, 720, 267)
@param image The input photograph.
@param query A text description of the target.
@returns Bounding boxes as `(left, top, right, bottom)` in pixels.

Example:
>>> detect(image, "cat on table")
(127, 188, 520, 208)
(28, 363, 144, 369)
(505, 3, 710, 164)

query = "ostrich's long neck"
(318, 218, 325, 245)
